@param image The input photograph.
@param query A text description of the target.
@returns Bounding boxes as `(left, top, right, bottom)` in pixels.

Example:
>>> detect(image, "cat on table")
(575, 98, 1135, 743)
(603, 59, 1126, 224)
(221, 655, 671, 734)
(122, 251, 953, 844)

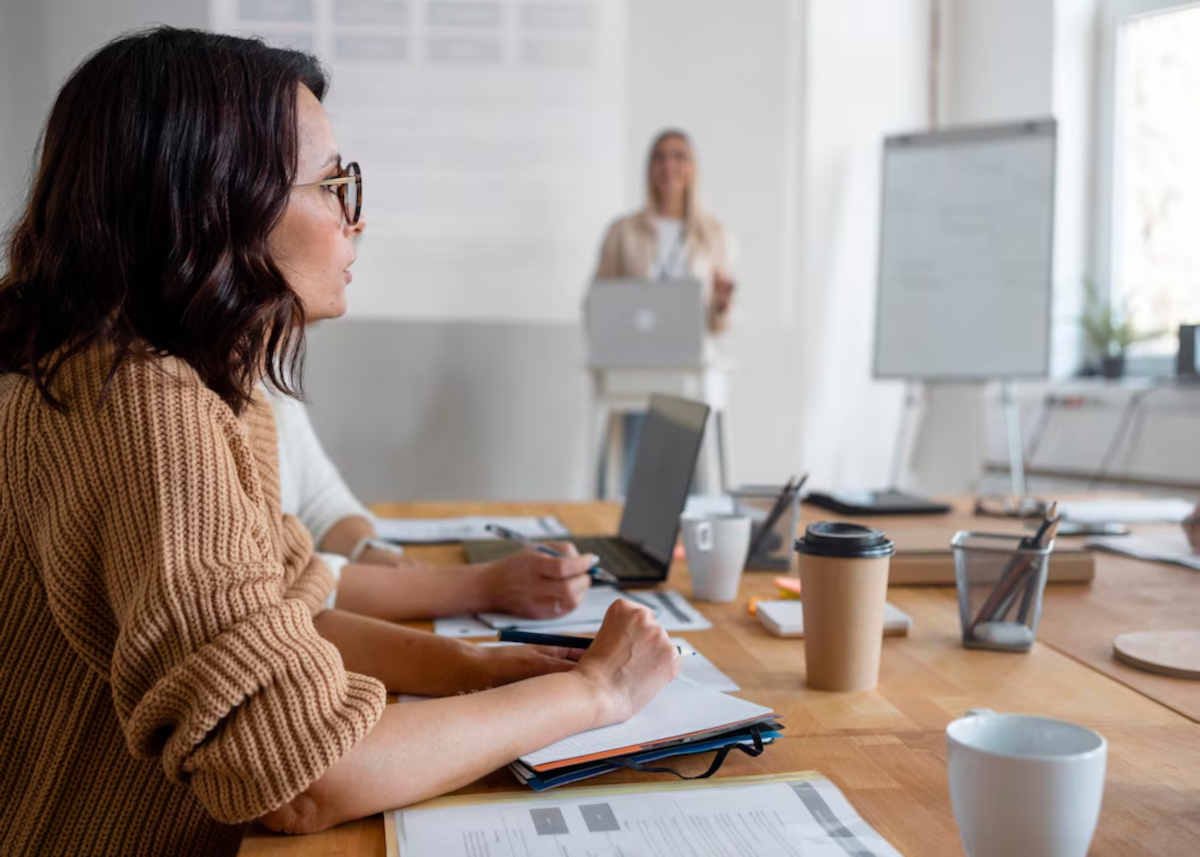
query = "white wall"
(796, 0, 929, 489)
(0, 1, 48, 231)
(2, 0, 931, 503)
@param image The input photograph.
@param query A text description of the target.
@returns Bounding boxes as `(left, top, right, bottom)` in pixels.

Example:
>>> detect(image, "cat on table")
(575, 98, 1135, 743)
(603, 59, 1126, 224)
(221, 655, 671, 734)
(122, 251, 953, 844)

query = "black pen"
(498, 628, 694, 655)
(746, 474, 808, 560)
(485, 523, 622, 586)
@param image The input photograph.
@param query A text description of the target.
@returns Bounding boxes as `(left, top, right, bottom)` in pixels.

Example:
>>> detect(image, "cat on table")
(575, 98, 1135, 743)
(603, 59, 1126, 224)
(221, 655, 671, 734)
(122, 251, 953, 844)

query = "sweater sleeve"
(26, 356, 386, 825)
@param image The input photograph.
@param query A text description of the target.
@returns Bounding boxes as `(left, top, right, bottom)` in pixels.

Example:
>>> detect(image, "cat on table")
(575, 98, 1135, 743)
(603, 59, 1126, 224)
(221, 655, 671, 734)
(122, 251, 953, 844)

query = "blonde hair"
(645, 128, 697, 219)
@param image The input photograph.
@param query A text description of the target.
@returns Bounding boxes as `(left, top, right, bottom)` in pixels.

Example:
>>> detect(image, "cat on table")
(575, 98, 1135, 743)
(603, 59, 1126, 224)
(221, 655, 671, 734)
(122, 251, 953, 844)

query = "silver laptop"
(585, 278, 705, 368)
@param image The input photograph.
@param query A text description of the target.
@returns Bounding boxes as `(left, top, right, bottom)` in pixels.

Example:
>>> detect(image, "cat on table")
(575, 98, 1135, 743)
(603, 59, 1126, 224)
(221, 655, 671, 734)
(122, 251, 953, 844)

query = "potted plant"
(1080, 278, 1156, 378)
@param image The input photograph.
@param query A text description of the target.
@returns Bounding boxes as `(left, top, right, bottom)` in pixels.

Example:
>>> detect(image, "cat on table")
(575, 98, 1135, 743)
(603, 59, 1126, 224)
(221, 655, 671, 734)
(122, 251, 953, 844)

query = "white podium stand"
(588, 363, 731, 499)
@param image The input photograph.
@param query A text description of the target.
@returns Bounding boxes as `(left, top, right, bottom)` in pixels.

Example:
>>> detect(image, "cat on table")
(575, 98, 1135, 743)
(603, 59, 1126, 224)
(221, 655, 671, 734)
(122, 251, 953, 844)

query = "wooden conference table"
(241, 499, 1200, 856)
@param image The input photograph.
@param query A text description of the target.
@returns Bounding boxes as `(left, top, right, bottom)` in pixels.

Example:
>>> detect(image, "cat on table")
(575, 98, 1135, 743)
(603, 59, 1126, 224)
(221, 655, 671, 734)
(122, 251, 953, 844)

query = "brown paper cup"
(799, 552, 891, 692)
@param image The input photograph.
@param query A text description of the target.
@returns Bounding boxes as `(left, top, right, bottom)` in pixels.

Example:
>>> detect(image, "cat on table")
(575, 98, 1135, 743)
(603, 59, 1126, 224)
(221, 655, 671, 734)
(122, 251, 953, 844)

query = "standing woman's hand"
(712, 270, 736, 315)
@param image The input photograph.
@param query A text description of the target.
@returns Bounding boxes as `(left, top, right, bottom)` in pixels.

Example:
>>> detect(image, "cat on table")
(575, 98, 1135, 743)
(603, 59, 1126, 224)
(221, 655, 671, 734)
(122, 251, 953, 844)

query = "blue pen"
(484, 523, 623, 586)
(498, 628, 694, 655)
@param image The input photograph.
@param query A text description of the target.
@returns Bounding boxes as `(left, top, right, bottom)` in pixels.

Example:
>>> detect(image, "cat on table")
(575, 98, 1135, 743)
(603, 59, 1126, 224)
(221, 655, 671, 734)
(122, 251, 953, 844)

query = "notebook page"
(521, 677, 773, 768)
(478, 587, 651, 630)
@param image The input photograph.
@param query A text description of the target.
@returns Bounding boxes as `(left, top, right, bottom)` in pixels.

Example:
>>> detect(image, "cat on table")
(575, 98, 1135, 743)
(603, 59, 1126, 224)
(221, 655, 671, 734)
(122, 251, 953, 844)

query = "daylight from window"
(1117, 4, 1200, 352)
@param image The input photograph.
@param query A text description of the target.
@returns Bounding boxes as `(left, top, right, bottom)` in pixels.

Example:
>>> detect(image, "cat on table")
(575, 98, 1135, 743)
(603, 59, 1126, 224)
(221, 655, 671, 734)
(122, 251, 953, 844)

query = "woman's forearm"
(262, 670, 603, 833)
(268, 600, 679, 835)
(312, 608, 529, 695)
(334, 560, 493, 620)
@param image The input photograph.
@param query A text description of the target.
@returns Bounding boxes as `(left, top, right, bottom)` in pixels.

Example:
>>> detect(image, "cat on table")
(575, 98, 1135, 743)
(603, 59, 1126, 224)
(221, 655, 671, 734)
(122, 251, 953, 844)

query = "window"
(1099, 0, 1200, 358)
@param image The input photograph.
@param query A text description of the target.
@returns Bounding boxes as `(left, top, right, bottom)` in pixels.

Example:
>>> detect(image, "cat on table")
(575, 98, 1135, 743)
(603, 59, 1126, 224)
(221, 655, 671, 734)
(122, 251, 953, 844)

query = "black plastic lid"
(794, 521, 894, 559)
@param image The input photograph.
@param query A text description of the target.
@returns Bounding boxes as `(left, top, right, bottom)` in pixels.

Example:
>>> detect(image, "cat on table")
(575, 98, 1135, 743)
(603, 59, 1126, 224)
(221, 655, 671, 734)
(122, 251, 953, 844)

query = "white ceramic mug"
(679, 513, 751, 602)
(947, 709, 1107, 857)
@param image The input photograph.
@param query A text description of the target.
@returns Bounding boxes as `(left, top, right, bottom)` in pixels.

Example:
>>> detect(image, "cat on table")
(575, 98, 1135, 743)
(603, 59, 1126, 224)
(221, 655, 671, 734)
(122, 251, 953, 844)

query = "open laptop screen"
(617, 395, 710, 567)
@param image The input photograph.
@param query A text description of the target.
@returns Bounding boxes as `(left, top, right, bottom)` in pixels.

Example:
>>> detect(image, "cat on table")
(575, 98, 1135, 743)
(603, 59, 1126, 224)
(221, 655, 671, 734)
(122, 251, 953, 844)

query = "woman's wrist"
(348, 535, 405, 566)
(567, 667, 612, 730)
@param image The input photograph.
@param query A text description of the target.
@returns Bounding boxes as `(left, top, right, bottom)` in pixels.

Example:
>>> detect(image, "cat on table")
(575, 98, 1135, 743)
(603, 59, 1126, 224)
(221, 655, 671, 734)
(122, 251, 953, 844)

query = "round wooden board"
(1113, 630, 1200, 681)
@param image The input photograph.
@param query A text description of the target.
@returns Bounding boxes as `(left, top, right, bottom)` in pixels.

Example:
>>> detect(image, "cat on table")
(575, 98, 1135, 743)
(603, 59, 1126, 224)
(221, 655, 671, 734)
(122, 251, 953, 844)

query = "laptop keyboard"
(570, 537, 656, 576)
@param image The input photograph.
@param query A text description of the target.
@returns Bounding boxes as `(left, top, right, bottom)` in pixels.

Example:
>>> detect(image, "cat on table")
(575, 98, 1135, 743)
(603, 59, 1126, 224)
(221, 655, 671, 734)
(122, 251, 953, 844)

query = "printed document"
(375, 515, 568, 544)
(387, 772, 902, 857)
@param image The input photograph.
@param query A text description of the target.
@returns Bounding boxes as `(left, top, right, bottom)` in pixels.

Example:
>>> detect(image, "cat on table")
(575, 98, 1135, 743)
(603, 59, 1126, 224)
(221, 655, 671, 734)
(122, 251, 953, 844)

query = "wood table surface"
(241, 500, 1200, 857)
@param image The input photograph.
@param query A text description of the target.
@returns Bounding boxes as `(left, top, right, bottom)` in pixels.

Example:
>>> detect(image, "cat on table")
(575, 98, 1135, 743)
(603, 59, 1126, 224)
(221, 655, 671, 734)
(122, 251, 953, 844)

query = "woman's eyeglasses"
(296, 161, 362, 225)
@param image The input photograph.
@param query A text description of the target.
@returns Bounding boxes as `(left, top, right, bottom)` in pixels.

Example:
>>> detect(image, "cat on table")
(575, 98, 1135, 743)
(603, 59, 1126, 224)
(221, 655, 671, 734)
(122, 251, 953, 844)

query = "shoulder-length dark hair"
(0, 27, 328, 414)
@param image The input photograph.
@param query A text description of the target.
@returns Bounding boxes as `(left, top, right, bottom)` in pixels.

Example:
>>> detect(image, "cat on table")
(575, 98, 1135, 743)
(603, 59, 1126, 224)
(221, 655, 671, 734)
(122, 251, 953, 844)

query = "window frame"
(1094, 0, 1200, 374)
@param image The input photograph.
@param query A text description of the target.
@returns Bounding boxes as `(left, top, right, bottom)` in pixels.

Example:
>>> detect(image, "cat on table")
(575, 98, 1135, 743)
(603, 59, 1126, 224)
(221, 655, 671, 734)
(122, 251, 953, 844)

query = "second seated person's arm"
(279, 396, 592, 620)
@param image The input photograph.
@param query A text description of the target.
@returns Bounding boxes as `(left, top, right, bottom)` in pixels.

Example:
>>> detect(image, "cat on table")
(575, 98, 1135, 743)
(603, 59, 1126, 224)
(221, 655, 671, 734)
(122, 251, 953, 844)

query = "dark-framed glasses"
(296, 161, 362, 225)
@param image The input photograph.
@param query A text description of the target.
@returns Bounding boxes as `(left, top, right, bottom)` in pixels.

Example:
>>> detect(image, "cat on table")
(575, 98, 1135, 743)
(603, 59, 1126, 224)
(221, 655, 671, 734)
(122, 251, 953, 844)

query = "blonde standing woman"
(594, 129, 736, 333)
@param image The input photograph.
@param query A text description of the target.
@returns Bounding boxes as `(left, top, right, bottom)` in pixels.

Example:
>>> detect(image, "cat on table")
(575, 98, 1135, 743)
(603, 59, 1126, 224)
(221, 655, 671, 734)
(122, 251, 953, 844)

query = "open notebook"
(520, 676, 774, 772)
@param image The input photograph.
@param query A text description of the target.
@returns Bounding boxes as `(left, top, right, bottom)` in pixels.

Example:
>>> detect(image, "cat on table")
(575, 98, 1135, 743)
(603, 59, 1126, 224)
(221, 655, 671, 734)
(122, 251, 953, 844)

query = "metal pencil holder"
(951, 531, 1053, 653)
(730, 484, 800, 571)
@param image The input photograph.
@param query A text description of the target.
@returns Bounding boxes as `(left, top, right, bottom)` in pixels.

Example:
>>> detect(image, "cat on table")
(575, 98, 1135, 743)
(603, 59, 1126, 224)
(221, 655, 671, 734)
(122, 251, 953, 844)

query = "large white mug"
(679, 513, 751, 602)
(947, 709, 1107, 857)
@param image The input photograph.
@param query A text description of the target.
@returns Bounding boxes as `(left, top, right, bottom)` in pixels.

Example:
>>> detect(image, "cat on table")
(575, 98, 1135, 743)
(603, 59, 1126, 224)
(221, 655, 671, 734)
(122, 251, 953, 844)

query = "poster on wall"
(211, 0, 627, 322)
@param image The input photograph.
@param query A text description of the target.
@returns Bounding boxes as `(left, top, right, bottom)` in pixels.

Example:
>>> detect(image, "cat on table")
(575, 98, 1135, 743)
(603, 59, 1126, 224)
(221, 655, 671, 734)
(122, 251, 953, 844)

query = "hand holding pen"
(498, 629, 696, 656)
(485, 523, 622, 586)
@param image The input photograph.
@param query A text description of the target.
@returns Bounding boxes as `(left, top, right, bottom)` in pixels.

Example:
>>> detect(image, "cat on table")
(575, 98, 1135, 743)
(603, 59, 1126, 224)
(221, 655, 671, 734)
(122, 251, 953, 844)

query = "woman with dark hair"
(0, 27, 677, 855)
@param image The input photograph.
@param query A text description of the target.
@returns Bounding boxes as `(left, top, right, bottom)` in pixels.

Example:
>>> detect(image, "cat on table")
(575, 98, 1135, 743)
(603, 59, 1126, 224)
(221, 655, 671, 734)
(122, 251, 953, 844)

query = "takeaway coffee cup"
(679, 513, 752, 602)
(794, 522, 894, 691)
(946, 709, 1107, 857)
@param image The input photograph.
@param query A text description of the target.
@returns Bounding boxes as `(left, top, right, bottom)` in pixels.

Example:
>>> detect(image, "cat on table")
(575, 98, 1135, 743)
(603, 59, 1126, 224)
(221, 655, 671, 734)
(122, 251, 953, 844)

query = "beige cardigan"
(593, 207, 733, 333)
(0, 345, 386, 855)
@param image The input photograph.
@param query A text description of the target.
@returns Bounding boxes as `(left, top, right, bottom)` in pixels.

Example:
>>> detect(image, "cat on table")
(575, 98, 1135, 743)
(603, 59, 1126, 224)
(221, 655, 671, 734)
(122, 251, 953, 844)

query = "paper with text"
(389, 773, 902, 857)
(376, 515, 567, 544)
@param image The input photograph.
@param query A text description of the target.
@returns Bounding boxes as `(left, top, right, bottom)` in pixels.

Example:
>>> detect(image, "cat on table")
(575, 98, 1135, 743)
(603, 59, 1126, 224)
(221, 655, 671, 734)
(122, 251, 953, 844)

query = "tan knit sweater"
(0, 346, 387, 856)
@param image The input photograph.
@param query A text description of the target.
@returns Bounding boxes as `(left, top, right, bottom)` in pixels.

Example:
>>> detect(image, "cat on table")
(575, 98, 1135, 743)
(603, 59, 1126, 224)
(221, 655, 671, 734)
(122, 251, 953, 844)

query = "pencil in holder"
(951, 531, 1053, 652)
(731, 484, 800, 571)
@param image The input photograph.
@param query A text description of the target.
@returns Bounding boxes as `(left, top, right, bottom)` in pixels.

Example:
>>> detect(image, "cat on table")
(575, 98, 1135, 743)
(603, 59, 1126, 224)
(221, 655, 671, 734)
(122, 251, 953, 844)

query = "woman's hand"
(481, 544, 595, 618)
(574, 600, 680, 728)
(712, 270, 735, 315)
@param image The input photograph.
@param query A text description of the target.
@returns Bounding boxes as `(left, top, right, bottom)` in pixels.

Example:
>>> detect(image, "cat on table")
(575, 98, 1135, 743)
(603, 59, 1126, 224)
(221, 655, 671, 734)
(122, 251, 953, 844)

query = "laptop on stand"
(464, 394, 710, 585)
(585, 279, 705, 367)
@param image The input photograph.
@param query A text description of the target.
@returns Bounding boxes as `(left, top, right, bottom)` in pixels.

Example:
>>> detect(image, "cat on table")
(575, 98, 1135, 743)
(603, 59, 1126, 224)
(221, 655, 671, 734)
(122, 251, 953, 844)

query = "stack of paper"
(1087, 530, 1200, 571)
(376, 515, 568, 544)
(509, 676, 781, 791)
(757, 600, 914, 638)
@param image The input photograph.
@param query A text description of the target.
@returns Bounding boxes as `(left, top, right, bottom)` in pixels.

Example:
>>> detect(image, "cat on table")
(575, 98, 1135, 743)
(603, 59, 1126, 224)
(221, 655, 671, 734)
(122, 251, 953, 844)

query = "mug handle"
(696, 521, 713, 552)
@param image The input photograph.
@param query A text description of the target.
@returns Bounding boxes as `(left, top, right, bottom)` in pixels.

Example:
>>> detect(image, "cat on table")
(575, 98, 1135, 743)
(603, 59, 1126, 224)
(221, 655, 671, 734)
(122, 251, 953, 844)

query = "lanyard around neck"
(654, 223, 688, 282)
